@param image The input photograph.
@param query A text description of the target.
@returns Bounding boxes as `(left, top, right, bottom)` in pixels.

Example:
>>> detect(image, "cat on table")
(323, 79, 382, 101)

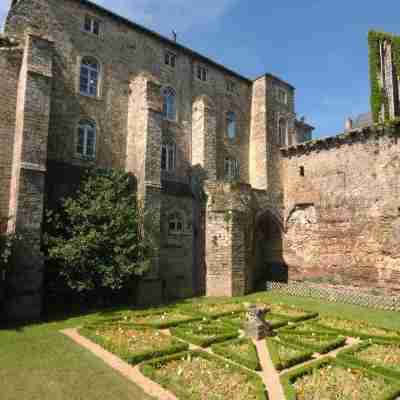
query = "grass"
(140, 350, 267, 400)
(80, 323, 188, 364)
(2, 290, 400, 400)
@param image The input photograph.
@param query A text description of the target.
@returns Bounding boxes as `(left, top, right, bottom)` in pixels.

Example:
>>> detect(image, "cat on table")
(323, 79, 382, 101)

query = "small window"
(80, 57, 99, 97)
(224, 158, 240, 181)
(226, 80, 235, 93)
(196, 65, 208, 82)
(169, 212, 184, 235)
(226, 111, 236, 139)
(276, 87, 287, 104)
(278, 118, 287, 147)
(165, 51, 176, 68)
(84, 15, 100, 36)
(299, 166, 305, 177)
(161, 143, 176, 171)
(77, 120, 96, 159)
(162, 87, 177, 121)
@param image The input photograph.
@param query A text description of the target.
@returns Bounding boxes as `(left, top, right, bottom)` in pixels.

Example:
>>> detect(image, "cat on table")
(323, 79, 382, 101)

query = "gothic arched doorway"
(252, 210, 287, 290)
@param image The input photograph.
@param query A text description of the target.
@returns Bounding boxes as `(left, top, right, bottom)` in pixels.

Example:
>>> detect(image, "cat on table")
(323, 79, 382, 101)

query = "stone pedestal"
(244, 304, 275, 340)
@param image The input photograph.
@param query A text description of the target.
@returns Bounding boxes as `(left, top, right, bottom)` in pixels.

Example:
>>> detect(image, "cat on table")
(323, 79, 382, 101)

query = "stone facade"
(1, 0, 398, 320)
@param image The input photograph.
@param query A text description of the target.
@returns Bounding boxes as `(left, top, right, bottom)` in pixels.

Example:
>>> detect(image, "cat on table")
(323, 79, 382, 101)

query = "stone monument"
(245, 304, 275, 340)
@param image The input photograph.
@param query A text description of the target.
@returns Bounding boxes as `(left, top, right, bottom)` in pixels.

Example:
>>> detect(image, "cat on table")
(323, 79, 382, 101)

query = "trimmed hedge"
(337, 340, 400, 381)
(140, 350, 268, 400)
(79, 324, 188, 365)
(266, 337, 314, 371)
(312, 316, 400, 343)
(278, 330, 347, 354)
(179, 302, 245, 319)
(281, 356, 400, 400)
(170, 320, 239, 348)
(211, 338, 261, 371)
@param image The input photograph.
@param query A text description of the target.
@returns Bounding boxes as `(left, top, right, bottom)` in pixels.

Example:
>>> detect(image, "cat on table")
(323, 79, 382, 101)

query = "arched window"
(80, 57, 99, 96)
(226, 111, 236, 139)
(278, 118, 287, 147)
(161, 142, 176, 171)
(224, 158, 240, 181)
(168, 211, 184, 235)
(162, 87, 176, 120)
(77, 120, 96, 158)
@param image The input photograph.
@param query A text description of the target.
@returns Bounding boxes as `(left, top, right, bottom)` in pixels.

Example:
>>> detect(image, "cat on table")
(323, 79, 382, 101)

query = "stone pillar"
(6, 33, 53, 320)
(192, 95, 217, 181)
(126, 72, 163, 303)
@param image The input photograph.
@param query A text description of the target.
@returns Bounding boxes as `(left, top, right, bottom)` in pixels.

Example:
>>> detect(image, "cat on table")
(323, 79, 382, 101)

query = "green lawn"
(1, 291, 399, 400)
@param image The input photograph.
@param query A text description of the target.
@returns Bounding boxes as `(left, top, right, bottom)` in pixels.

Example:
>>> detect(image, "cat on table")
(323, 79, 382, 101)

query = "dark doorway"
(253, 210, 287, 290)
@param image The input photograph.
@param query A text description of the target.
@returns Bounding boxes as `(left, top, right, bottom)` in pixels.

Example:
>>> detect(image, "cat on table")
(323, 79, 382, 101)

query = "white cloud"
(92, 0, 238, 36)
(0, 1, 9, 32)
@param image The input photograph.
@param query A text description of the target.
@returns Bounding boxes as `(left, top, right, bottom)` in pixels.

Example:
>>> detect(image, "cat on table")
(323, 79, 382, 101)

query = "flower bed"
(79, 323, 188, 364)
(140, 350, 267, 400)
(338, 340, 400, 380)
(266, 337, 314, 371)
(219, 312, 289, 330)
(281, 357, 400, 400)
(211, 338, 261, 371)
(278, 331, 347, 354)
(314, 316, 400, 341)
(278, 320, 335, 334)
(181, 302, 245, 318)
(170, 320, 239, 348)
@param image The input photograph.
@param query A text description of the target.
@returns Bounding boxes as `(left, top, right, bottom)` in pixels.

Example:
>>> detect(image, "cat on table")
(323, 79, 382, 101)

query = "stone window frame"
(168, 210, 185, 235)
(226, 79, 236, 94)
(196, 64, 208, 82)
(161, 141, 176, 172)
(226, 111, 237, 140)
(77, 55, 103, 99)
(75, 119, 97, 160)
(164, 50, 177, 69)
(162, 86, 177, 121)
(278, 117, 287, 147)
(82, 14, 102, 37)
(224, 157, 240, 181)
(276, 87, 288, 105)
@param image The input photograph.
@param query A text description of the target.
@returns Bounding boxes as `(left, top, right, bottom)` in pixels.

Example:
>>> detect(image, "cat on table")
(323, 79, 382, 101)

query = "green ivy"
(369, 31, 400, 123)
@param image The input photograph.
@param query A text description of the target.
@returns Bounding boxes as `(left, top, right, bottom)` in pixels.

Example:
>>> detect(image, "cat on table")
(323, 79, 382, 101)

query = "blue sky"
(1, 0, 400, 138)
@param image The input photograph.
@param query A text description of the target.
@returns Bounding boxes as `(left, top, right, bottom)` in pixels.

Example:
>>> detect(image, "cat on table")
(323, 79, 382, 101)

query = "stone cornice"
(280, 125, 400, 157)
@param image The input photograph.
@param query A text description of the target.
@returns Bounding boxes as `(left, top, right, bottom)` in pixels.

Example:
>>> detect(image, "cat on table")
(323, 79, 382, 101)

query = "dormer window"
(197, 65, 208, 82)
(84, 15, 100, 36)
(165, 51, 176, 68)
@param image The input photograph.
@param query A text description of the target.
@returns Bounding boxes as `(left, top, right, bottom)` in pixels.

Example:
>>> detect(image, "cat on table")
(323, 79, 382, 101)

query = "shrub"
(44, 169, 157, 303)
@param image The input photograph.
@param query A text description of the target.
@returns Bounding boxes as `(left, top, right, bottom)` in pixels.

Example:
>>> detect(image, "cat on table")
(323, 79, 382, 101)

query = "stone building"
(0, 1, 399, 320)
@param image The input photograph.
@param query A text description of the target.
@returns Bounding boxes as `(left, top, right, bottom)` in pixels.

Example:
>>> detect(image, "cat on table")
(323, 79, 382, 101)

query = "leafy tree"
(44, 169, 157, 299)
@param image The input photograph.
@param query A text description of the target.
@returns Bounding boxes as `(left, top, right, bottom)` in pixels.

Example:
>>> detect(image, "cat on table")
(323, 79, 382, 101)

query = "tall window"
(162, 87, 177, 120)
(165, 51, 176, 68)
(161, 143, 176, 171)
(226, 111, 236, 139)
(276, 87, 287, 104)
(197, 65, 208, 82)
(278, 118, 287, 147)
(77, 120, 96, 158)
(168, 212, 184, 235)
(80, 57, 99, 97)
(224, 158, 240, 181)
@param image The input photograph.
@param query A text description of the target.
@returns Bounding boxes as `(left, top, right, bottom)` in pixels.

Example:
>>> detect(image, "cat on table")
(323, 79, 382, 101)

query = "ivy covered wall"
(368, 31, 400, 122)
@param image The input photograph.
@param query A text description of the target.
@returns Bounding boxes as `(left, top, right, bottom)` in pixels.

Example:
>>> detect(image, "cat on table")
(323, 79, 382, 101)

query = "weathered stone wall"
(282, 128, 400, 294)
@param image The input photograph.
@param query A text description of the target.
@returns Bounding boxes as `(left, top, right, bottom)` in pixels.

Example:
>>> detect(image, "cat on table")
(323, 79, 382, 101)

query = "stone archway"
(252, 209, 287, 290)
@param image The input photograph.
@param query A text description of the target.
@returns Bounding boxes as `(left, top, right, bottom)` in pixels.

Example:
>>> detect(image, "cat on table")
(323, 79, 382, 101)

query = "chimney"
(345, 117, 353, 131)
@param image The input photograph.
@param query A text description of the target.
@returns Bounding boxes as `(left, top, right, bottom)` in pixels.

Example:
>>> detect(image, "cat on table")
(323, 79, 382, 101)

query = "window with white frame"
(226, 111, 237, 139)
(168, 211, 184, 235)
(165, 51, 176, 68)
(161, 142, 176, 171)
(278, 118, 287, 147)
(162, 87, 177, 120)
(196, 65, 208, 82)
(80, 57, 100, 97)
(224, 158, 240, 181)
(83, 15, 100, 35)
(276, 87, 287, 104)
(77, 120, 96, 158)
